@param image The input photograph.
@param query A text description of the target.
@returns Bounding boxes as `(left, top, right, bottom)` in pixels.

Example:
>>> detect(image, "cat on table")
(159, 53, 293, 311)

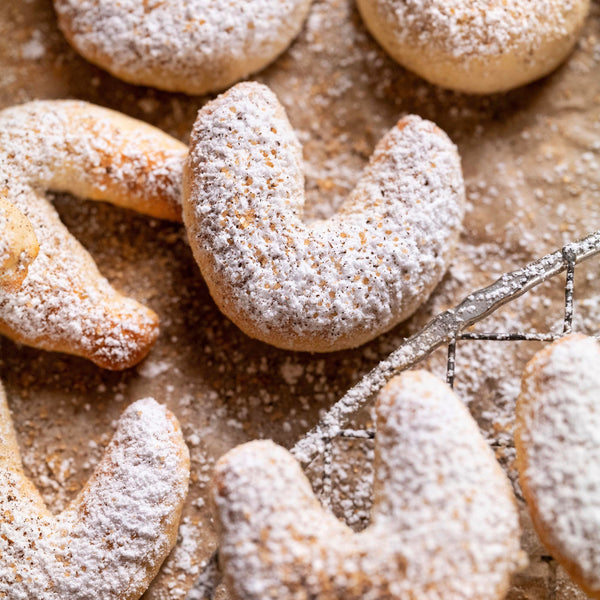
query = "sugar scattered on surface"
(21, 29, 46, 60)
(138, 359, 173, 379)
(0, 395, 189, 599)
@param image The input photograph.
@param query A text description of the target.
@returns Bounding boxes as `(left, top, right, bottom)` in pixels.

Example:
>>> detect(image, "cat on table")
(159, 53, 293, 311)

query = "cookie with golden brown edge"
(54, 0, 313, 95)
(0, 196, 38, 291)
(0, 100, 187, 369)
(516, 334, 600, 598)
(357, 0, 590, 94)
(213, 371, 526, 600)
(0, 383, 190, 599)
(184, 82, 465, 352)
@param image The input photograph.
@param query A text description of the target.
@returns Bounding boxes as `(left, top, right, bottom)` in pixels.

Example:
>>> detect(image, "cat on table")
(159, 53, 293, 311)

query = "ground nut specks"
(184, 82, 465, 352)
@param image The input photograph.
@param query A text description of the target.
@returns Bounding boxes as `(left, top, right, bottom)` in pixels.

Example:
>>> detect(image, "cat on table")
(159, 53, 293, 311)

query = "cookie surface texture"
(184, 82, 465, 352)
(0, 196, 39, 291)
(0, 385, 190, 600)
(54, 0, 313, 95)
(0, 100, 187, 369)
(357, 0, 590, 94)
(213, 371, 526, 600)
(516, 334, 600, 598)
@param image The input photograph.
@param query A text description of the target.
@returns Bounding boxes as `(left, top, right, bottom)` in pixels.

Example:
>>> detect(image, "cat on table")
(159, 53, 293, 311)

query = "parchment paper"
(1, 1, 599, 598)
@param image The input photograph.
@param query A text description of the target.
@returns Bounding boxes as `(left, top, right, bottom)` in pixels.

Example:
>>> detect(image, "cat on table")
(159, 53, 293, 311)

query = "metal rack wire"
(291, 231, 600, 466)
(299, 232, 597, 509)
(189, 230, 600, 599)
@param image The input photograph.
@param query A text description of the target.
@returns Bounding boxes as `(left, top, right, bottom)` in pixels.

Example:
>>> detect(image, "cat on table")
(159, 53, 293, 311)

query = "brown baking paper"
(1, 0, 599, 598)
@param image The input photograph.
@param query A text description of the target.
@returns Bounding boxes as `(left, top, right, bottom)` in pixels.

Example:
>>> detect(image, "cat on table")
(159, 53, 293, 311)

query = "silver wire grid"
(189, 230, 600, 599)
(291, 230, 600, 465)
(298, 230, 599, 509)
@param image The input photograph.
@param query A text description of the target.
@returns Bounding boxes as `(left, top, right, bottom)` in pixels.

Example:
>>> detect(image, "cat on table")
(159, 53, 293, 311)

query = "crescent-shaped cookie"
(0, 100, 187, 369)
(516, 334, 600, 598)
(0, 383, 190, 599)
(213, 371, 526, 599)
(183, 82, 465, 352)
(357, 0, 590, 94)
(0, 196, 39, 291)
(53, 0, 313, 95)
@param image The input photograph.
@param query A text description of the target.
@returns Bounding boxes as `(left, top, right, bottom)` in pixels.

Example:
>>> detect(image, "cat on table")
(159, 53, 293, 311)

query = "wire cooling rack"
(311, 233, 592, 508)
(291, 229, 600, 465)
(188, 229, 600, 599)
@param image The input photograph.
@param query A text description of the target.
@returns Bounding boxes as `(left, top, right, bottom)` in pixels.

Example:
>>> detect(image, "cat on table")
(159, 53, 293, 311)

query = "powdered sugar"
(0, 196, 38, 291)
(517, 334, 600, 595)
(0, 203, 12, 266)
(374, 0, 581, 59)
(0, 100, 186, 369)
(214, 371, 525, 600)
(184, 82, 464, 352)
(0, 390, 190, 599)
(53, 0, 312, 94)
(356, 0, 589, 93)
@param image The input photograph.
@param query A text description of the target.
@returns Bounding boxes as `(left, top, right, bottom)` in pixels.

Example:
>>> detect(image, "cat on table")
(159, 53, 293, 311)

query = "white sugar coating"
(375, 0, 581, 58)
(0, 196, 39, 291)
(0, 389, 190, 599)
(357, 0, 590, 93)
(0, 205, 8, 263)
(0, 204, 12, 268)
(0, 100, 187, 369)
(516, 334, 600, 597)
(184, 82, 465, 352)
(53, 0, 313, 94)
(213, 371, 526, 600)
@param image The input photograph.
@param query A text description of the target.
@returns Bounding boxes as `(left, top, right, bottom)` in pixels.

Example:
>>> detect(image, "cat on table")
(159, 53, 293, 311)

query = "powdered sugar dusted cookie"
(213, 371, 526, 600)
(357, 0, 590, 94)
(184, 82, 465, 352)
(0, 383, 190, 600)
(0, 100, 187, 369)
(0, 197, 39, 291)
(54, 0, 313, 95)
(516, 334, 600, 598)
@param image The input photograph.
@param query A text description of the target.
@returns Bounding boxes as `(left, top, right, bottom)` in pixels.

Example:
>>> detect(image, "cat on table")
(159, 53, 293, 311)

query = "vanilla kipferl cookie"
(184, 82, 465, 352)
(357, 0, 590, 94)
(53, 0, 313, 95)
(0, 197, 38, 291)
(516, 334, 600, 598)
(0, 100, 187, 369)
(0, 384, 190, 599)
(213, 371, 526, 600)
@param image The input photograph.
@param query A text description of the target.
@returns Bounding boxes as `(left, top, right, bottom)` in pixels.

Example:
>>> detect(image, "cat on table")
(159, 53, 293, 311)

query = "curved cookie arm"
(26, 101, 187, 221)
(184, 82, 465, 352)
(516, 334, 600, 598)
(356, 0, 590, 94)
(54, 0, 313, 95)
(0, 395, 190, 600)
(213, 371, 525, 600)
(0, 100, 187, 369)
(57, 399, 190, 600)
(0, 196, 39, 291)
